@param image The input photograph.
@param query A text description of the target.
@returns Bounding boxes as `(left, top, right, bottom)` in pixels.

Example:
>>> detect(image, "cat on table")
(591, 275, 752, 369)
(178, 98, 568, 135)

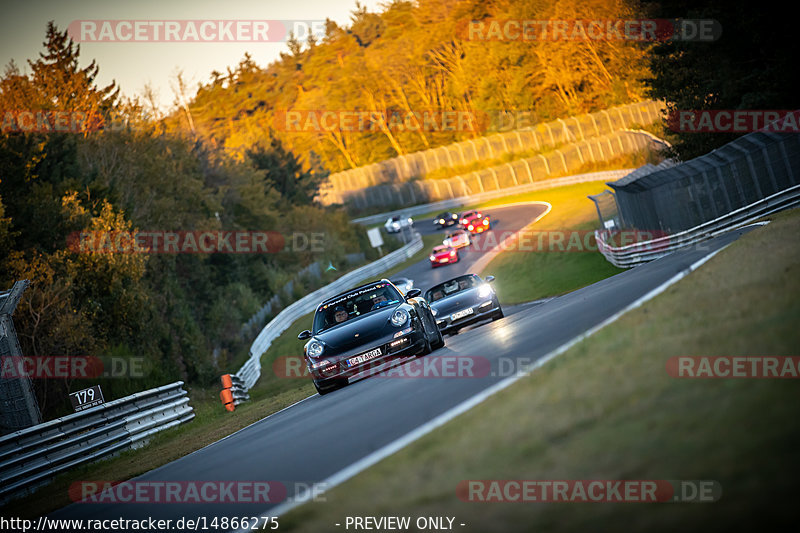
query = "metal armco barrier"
(0, 381, 194, 504)
(233, 234, 424, 391)
(595, 184, 800, 268)
(220, 374, 249, 412)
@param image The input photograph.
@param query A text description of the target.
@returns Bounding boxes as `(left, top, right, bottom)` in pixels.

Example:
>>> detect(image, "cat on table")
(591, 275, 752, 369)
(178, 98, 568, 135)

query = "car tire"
(431, 324, 445, 350)
(493, 309, 504, 321)
(419, 332, 432, 356)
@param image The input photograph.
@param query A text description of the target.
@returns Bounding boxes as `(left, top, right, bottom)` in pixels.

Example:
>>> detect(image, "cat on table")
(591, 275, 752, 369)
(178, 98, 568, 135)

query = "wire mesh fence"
(0, 281, 42, 436)
(607, 129, 800, 234)
(318, 100, 664, 203)
(327, 130, 666, 209)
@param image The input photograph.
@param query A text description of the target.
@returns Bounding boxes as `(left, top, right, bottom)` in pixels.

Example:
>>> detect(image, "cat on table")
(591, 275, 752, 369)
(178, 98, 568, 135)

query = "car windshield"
(313, 282, 403, 333)
(425, 275, 481, 302)
(433, 246, 449, 253)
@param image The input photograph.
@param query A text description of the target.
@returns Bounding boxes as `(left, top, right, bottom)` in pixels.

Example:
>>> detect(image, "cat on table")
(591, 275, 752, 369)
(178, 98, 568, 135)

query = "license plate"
(451, 308, 474, 320)
(347, 347, 383, 367)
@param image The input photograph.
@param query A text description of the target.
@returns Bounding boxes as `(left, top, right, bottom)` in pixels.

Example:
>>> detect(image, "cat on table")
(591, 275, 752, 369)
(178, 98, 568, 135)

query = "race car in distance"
(384, 214, 414, 233)
(425, 273, 503, 336)
(443, 229, 471, 249)
(459, 210, 483, 226)
(463, 212, 491, 234)
(433, 211, 459, 229)
(298, 280, 443, 394)
(429, 245, 459, 267)
(391, 277, 414, 295)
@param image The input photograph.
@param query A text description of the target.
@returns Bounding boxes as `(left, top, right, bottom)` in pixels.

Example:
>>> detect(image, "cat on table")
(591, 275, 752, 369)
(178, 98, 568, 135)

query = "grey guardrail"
(230, 375, 250, 407)
(351, 169, 635, 227)
(596, 184, 800, 268)
(0, 381, 194, 504)
(235, 233, 424, 390)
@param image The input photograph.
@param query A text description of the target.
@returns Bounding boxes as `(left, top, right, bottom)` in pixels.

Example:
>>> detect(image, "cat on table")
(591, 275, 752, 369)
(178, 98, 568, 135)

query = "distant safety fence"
(592, 123, 800, 267)
(323, 130, 666, 209)
(319, 100, 663, 199)
(0, 381, 193, 504)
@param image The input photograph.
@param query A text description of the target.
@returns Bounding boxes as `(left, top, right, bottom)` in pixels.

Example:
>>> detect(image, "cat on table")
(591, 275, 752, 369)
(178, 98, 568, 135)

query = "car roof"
(318, 279, 394, 307)
(426, 274, 481, 292)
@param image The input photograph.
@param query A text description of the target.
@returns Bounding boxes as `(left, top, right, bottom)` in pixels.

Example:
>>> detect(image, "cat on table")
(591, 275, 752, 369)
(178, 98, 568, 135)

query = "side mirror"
(406, 288, 422, 299)
(485, 276, 495, 283)
(298, 330, 312, 340)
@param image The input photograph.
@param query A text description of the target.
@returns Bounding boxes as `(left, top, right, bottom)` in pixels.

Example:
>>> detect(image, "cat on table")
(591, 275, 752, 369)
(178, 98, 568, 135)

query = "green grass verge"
(480, 181, 625, 304)
(280, 207, 800, 532)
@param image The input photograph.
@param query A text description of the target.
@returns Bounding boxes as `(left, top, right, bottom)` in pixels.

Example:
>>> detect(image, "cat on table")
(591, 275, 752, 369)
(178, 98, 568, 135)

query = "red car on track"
(429, 245, 459, 267)
(463, 212, 491, 234)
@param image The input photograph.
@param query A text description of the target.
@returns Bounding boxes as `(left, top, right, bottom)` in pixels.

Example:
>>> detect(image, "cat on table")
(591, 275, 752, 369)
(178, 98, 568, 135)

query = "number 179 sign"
(69, 385, 105, 412)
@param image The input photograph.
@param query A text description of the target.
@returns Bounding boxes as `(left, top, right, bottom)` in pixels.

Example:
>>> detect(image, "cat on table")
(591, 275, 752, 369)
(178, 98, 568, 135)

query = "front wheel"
(419, 332, 432, 356)
(431, 325, 445, 350)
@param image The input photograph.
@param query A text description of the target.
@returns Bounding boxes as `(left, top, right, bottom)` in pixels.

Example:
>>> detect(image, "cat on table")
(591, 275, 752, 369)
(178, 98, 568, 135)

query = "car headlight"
(431, 308, 438, 317)
(391, 308, 409, 327)
(478, 284, 493, 298)
(307, 340, 324, 358)
(429, 255, 436, 261)
(438, 218, 444, 224)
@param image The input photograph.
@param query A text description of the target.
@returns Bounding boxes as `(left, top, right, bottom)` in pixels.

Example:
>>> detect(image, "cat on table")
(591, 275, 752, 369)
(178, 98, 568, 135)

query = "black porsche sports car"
(298, 279, 444, 395)
(433, 211, 460, 228)
(425, 273, 503, 335)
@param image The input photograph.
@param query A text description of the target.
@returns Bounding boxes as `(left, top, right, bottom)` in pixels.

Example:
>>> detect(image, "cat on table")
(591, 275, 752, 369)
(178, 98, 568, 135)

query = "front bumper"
(467, 224, 489, 234)
(430, 255, 457, 267)
(308, 327, 427, 382)
(435, 300, 501, 334)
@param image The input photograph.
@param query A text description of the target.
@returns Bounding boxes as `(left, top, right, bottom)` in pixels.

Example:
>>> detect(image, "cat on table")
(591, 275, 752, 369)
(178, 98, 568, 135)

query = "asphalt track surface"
(49, 207, 755, 529)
